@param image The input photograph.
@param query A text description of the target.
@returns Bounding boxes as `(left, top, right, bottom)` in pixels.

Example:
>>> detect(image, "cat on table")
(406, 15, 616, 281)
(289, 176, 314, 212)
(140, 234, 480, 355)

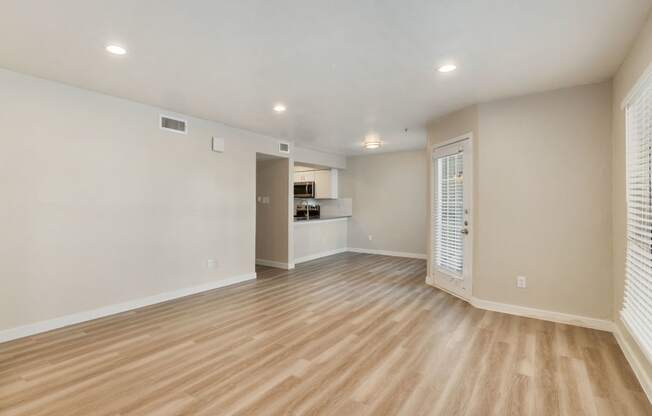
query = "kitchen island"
(293, 216, 350, 264)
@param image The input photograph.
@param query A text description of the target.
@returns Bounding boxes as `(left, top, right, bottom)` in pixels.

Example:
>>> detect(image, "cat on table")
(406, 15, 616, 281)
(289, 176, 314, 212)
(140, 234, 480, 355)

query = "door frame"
(429, 133, 474, 301)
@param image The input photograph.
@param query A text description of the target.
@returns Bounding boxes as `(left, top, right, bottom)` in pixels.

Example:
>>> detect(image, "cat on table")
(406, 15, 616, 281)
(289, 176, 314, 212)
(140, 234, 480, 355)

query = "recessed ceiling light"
(438, 64, 457, 73)
(273, 103, 286, 113)
(363, 137, 382, 150)
(106, 44, 127, 55)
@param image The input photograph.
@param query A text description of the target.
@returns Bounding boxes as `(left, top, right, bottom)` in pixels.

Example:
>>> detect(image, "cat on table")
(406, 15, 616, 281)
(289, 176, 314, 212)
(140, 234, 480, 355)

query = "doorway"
(255, 153, 291, 271)
(431, 135, 473, 299)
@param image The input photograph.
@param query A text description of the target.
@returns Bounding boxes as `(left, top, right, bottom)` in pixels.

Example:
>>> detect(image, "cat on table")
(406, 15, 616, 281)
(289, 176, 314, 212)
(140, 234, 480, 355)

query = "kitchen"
(293, 164, 352, 264)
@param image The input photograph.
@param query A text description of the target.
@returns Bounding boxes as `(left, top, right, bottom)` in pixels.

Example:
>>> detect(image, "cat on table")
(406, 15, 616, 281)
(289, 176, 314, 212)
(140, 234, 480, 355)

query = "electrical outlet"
(368, 235, 373, 241)
(207, 259, 218, 269)
(516, 276, 527, 289)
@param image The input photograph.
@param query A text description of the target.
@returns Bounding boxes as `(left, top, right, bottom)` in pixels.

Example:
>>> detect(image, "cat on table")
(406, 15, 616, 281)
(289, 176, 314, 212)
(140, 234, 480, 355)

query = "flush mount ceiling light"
(438, 64, 457, 73)
(106, 44, 127, 55)
(363, 138, 382, 150)
(273, 103, 287, 113)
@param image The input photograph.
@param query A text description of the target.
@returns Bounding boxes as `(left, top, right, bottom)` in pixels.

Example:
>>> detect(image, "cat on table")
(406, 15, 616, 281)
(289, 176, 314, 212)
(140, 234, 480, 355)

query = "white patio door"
(431, 137, 473, 299)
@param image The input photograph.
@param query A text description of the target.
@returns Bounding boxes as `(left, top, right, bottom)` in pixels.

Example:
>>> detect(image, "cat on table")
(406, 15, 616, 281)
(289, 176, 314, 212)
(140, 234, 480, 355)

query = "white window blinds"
(623, 71, 652, 362)
(435, 152, 464, 276)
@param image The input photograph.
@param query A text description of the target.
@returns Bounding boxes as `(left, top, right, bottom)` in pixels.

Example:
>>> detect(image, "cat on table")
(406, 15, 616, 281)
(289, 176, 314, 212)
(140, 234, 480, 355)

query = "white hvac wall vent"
(212, 136, 225, 153)
(278, 142, 290, 154)
(160, 115, 187, 134)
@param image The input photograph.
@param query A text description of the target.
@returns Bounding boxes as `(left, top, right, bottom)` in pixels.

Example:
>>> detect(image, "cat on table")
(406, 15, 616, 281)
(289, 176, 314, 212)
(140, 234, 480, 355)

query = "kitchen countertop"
(293, 215, 351, 223)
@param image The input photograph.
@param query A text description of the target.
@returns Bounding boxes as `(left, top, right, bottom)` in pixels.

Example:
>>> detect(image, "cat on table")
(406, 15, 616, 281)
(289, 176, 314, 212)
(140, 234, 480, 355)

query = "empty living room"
(3, 1, 652, 415)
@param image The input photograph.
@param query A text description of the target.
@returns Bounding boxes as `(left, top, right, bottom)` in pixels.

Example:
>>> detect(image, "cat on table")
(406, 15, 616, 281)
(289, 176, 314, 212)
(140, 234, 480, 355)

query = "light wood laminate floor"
(0, 253, 650, 415)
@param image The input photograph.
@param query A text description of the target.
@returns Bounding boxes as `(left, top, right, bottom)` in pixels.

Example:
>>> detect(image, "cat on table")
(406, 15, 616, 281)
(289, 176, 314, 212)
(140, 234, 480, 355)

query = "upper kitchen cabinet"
(294, 171, 315, 183)
(293, 165, 339, 199)
(314, 169, 338, 199)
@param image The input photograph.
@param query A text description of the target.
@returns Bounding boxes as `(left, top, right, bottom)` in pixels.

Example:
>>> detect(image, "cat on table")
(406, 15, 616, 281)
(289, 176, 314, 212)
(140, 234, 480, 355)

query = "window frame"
(622, 62, 652, 364)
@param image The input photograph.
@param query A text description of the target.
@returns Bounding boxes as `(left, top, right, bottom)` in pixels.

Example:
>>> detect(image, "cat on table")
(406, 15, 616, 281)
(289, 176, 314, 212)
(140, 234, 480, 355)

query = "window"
(435, 152, 464, 276)
(623, 69, 652, 361)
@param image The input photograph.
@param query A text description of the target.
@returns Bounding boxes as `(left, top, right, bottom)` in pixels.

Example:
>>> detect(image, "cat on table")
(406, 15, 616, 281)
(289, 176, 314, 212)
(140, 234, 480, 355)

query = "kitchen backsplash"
(319, 198, 353, 217)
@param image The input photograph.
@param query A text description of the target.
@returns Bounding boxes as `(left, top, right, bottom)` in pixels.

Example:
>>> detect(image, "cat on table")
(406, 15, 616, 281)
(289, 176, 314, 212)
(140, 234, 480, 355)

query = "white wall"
(427, 82, 613, 320)
(340, 150, 428, 256)
(294, 146, 346, 169)
(0, 68, 338, 332)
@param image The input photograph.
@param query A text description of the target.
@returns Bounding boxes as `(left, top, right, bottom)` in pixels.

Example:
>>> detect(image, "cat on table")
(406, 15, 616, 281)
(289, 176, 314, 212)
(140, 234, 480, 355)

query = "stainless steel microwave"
(294, 182, 315, 198)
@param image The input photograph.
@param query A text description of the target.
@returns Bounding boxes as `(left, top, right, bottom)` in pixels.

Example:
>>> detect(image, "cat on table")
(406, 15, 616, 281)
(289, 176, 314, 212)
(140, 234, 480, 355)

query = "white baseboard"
(256, 258, 294, 270)
(347, 248, 427, 260)
(292, 247, 427, 265)
(613, 320, 652, 403)
(0, 272, 257, 344)
(294, 248, 348, 264)
(425, 278, 613, 332)
(470, 297, 614, 332)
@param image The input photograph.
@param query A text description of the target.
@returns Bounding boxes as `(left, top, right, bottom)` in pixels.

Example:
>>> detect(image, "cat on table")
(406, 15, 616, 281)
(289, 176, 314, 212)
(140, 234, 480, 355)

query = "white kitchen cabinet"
(314, 169, 338, 199)
(294, 218, 348, 263)
(293, 168, 338, 199)
(294, 171, 315, 183)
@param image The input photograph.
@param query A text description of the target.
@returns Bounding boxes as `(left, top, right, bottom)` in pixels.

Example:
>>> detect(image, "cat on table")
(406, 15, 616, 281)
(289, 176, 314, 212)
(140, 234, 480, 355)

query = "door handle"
(460, 229, 469, 235)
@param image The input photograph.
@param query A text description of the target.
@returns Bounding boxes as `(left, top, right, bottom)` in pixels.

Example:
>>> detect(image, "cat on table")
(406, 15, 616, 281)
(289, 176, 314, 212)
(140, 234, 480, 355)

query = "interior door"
(431, 137, 473, 299)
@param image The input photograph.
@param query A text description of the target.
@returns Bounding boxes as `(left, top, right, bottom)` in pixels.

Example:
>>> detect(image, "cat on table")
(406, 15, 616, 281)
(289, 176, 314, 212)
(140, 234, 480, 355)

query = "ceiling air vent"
(279, 142, 290, 154)
(160, 115, 187, 134)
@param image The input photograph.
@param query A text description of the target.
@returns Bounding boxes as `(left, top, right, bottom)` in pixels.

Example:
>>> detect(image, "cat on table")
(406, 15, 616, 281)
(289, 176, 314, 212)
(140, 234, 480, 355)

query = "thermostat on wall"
(212, 136, 225, 152)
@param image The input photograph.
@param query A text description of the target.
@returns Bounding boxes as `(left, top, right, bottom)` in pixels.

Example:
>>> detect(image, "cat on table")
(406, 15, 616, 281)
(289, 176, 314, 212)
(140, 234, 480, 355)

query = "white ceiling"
(0, 1, 650, 155)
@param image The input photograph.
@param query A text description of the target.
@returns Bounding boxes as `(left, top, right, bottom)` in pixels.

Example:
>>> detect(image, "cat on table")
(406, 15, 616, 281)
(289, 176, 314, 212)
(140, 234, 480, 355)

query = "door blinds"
(623, 72, 652, 361)
(435, 152, 464, 276)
